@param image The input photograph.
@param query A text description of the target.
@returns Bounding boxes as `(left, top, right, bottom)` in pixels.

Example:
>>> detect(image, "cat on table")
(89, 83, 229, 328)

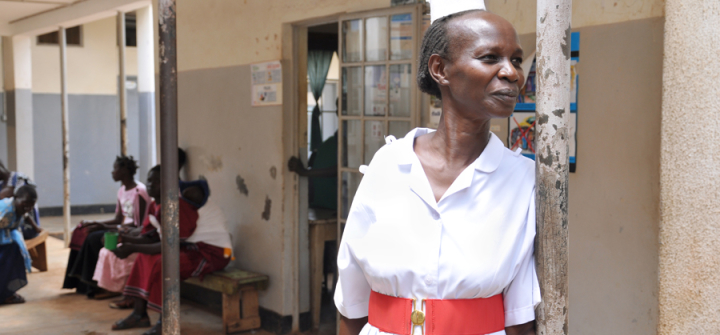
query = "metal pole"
(118, 11, 128, 156)
(59, 27, 71, 248)
(158, 1, 180, 334)
(534, 0, 571, 334)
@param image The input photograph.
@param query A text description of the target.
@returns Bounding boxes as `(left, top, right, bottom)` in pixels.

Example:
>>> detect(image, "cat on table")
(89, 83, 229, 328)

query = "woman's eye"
(512, 58, 523, 64)
(479, 55, 498, 61)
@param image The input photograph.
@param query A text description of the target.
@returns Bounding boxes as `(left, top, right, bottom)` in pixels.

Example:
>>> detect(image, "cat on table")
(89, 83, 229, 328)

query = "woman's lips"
(491, 90, 519, 104)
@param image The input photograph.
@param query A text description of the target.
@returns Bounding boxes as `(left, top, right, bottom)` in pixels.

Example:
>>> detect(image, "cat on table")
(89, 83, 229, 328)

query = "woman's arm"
(137, 197, 147, 227)
(112, 241, 161, 259)
(0, 186, 14, 199)
(339, 315, 367, 335)
(506, 321, 535, 335)
(119, 232, 158, 245)
(23, 213, 42, 233)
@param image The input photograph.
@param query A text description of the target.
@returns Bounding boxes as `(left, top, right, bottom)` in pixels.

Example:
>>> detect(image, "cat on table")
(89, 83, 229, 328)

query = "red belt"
(368, 291, 505, 335)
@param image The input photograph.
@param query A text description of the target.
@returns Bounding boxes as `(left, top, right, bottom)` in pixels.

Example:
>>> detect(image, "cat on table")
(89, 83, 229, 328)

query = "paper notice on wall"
(251, 61, 282, 106)
(369, 121, 384, 140)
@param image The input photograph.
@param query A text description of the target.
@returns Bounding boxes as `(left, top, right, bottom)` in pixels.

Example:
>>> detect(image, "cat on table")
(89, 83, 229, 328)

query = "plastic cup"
(104, 232, 119, 251)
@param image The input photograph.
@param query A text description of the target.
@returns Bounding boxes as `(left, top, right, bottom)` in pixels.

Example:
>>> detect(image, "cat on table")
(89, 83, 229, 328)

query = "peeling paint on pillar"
(158, 0, 181, 334)
(535, 0, 571, 334)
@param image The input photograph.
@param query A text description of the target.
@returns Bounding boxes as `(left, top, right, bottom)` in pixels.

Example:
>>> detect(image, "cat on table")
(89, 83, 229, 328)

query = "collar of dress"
(394, 127, 505, 174)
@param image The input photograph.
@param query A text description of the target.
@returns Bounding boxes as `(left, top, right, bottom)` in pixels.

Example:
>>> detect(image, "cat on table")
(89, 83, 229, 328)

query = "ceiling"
(0, 0, 82, 25)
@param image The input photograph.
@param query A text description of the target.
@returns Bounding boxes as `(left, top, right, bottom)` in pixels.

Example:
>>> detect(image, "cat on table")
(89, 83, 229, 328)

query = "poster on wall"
(509, 112, 536, 155)
(508, 31, 579, 172)
(251, 61, 282, 106)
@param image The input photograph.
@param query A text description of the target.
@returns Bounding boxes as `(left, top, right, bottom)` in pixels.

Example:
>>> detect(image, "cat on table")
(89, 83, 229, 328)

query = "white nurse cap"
(430, 0, 487, 23)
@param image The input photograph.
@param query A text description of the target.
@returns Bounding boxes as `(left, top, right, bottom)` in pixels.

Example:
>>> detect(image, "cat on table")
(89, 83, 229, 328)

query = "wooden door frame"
(281, 12, 341, 332)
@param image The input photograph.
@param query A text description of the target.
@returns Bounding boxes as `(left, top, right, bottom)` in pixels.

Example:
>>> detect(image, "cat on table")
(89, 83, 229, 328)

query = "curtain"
(307, 50, 334, 151)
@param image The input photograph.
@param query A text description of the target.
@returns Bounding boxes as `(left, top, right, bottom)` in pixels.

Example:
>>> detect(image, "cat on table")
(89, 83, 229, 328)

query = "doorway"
(305, 21, 341, 335)
(288, 4, 425, 334)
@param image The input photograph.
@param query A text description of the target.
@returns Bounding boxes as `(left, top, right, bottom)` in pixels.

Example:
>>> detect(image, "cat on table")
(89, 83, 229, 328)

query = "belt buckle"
(411, 299, 426, 335)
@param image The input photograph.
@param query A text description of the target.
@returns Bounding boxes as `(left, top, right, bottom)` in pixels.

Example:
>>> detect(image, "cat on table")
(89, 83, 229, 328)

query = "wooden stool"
(185, 269, 269, 334)
(309, 218, 337, 329)
(24, 229, 49, 272)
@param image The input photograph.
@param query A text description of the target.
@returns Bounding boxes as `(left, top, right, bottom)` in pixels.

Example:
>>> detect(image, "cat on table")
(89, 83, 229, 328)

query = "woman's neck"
(121, 178, 137, 190)
(430, 103, 492, 168)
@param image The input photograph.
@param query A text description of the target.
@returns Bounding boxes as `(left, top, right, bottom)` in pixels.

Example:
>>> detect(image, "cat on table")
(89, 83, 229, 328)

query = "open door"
(337, 4, 424, 238)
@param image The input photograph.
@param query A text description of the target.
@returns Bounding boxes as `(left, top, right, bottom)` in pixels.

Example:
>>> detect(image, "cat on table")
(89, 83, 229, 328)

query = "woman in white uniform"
(335, 10, 538, 335)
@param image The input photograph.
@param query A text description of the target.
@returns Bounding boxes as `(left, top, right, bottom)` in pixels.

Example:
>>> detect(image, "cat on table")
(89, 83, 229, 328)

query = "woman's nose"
(498, 60, 520, 83)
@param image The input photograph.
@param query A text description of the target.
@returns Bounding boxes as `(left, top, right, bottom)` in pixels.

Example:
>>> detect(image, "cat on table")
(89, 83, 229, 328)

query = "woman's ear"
(428, 54, 450, 87)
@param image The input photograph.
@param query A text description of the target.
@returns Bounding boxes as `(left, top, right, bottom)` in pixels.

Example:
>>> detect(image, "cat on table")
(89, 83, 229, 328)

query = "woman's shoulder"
(366, 128, 426, 168)
(495, 144, 536, 185)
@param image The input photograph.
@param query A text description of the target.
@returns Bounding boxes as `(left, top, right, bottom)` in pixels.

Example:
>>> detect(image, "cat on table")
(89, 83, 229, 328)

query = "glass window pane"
(389, 121, 411, 139)
(364, 120, 386, 164)
(342, 20, 363, 62)
(390, 14, 413, 60)
(341, 172, 362, 219)
(365, 66, 387, 116)
(365, 17, 388, 62)
(389, 64, 412, 117)
(342, 120, 362, 168)
(342, 67, 362, 116)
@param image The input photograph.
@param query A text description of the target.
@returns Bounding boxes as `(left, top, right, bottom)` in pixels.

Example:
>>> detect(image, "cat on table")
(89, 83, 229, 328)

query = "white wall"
(486, 0, 665, 35)
(32, 16, 137, 95)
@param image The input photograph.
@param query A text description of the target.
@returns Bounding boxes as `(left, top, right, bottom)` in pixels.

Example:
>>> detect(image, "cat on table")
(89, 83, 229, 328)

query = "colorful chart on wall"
(509, 32, 579, 172)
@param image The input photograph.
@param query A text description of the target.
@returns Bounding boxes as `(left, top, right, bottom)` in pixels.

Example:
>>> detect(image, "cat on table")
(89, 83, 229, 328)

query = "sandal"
(94, 289, 121, 300)
(109, 297, 134, 309)
(2, 294, 25, 305)
(112, 313, 151, 330)
(142, 319, 162, 335)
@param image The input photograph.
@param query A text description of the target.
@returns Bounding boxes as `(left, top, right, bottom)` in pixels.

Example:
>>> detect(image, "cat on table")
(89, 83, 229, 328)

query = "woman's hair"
(149, 164, 161, 176)
(115, 155, 139, 176)
(417, 9, 486, 99)
(15, 184, 38, 201)
(178, 148, 187, 168)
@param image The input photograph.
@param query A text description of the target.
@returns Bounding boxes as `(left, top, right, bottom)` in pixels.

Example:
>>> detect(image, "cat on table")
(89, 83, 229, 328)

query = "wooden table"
(309, 218, 337, 329)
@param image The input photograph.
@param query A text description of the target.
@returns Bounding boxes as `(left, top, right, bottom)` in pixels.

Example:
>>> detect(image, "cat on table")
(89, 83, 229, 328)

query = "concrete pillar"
(659, 0, 720, 333)
(1, 36, 34, 179)
(136, 4, 157, 181)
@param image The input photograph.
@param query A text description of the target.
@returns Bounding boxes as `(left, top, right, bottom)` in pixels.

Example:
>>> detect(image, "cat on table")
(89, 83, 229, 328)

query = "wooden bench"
(24, 229, 49, 272)
(185, 269, 269, 334)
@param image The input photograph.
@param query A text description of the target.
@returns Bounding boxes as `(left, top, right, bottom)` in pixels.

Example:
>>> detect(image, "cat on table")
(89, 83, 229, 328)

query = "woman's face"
(438, 12, 524, 119)
(146, 170, 161, 200)
(14, 195, 35, 216)
(111, 162, 125, 182)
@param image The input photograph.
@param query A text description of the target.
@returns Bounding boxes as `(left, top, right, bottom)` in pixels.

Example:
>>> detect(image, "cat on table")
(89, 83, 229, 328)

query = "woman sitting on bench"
(0, 185, 39, 305)
(111, 165, 231, 335)
(63, 156, 150, 299)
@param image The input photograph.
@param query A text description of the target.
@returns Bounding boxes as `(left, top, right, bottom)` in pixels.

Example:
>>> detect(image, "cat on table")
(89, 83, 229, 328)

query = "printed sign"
(251, 61, 282, 106)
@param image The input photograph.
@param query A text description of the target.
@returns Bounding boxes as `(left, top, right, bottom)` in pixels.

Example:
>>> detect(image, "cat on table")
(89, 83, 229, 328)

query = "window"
(37, 26, 82, 46)
(125, 13, 137, 47)
(338, 6, 421, 221)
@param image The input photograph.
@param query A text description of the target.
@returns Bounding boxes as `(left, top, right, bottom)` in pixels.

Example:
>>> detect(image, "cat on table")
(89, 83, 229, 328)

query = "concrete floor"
(0, 217, 273, 335)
